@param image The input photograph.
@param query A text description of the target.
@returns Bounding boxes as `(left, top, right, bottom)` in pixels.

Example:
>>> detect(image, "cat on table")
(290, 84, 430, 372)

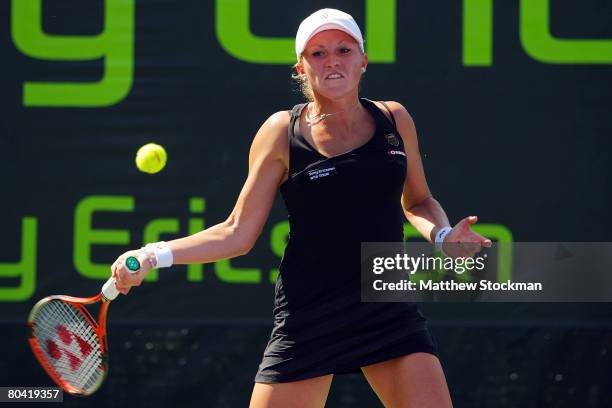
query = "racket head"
(27, 295, 110, 396)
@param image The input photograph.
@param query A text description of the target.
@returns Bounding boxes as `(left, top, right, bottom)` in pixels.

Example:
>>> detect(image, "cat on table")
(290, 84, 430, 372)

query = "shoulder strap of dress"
(288, 103, 307, 141)
(286, 103, 308, 178)
(361, 98, 397, 132)
(379, 101, 397, 131)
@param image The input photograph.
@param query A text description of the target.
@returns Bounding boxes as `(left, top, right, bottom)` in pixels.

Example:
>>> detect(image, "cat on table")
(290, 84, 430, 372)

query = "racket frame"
(27, 293, 110, 396)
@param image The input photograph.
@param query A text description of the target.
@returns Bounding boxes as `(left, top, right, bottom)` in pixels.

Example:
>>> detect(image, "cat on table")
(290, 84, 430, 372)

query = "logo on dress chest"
(385, 133, 400, 147)
(307, 165, 337, 180)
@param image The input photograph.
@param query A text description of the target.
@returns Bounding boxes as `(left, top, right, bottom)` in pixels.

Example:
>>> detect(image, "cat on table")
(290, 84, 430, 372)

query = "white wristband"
(145, 241, 173, 268)
(434, 227, 452, 254)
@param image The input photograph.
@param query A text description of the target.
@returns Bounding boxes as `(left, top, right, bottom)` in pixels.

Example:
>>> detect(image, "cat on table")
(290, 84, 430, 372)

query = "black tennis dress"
(255, 98, 437, 383)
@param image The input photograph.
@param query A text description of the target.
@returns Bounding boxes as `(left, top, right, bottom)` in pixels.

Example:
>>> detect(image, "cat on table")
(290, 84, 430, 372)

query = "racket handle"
(102, 262, 139, 301)
(102, 277, 120, 301)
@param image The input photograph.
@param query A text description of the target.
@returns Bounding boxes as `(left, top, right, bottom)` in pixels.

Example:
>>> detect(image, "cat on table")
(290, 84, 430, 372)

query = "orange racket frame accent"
(27, 293, 111, 396)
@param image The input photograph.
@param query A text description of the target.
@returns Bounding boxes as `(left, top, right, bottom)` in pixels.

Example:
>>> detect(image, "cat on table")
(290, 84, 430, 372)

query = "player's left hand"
(442, 215, 492, 258)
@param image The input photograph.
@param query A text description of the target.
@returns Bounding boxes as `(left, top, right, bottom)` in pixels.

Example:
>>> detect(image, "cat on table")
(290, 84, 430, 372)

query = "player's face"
(299, 30, 367, 99)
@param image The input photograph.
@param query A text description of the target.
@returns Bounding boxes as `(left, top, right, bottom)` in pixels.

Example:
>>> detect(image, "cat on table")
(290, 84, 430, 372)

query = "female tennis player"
(111, 8, 491, 407)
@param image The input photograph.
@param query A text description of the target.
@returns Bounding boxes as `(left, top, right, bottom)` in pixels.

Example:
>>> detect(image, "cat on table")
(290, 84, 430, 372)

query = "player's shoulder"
(372, 100, 418, 147)
(266, 110, 292, 131)
(254, 109, 289, 136)
(262, 110, 291, 144)
(249, 110, 291, 159)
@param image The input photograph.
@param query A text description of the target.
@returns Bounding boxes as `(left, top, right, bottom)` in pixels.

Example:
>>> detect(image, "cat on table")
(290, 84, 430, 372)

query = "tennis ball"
(135, 143, 167, 174)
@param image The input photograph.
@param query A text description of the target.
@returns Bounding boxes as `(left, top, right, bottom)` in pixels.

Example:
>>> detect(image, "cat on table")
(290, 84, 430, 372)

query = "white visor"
(295, 8, 364, 59)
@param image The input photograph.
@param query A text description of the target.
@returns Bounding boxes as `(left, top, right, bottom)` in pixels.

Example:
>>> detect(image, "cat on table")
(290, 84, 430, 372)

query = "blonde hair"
(291, 58, 314, 102)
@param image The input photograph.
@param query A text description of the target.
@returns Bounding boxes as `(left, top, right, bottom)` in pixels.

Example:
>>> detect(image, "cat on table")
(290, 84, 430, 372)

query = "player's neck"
(307, 95, 363, 127)
(310, 93, 360, 114)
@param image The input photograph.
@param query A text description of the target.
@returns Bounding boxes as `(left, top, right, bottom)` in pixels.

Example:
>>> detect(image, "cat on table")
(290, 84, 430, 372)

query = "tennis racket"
(27, 257, 140, 396)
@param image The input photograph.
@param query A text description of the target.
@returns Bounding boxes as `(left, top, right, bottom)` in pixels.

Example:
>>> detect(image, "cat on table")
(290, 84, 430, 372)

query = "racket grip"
(102, 277, 120, 301)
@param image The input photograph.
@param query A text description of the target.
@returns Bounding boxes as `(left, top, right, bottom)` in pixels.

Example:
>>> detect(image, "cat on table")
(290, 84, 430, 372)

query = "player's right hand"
(111, 249, 155, 295)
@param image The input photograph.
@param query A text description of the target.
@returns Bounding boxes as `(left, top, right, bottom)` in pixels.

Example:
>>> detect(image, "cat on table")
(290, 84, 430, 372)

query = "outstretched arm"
(111, 111, 290, 294)
(167, 112, 289, 263)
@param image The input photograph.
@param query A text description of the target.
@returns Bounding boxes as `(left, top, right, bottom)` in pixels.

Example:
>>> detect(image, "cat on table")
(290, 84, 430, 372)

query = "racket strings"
(32, 299, 104, 393)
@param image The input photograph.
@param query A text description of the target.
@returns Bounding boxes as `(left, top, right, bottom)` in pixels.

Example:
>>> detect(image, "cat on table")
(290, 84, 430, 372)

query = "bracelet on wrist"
(434, 226, 452, 255)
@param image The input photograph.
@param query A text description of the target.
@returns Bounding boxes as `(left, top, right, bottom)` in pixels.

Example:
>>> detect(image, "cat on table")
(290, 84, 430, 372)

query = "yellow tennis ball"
(135, 143, 167, 174)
